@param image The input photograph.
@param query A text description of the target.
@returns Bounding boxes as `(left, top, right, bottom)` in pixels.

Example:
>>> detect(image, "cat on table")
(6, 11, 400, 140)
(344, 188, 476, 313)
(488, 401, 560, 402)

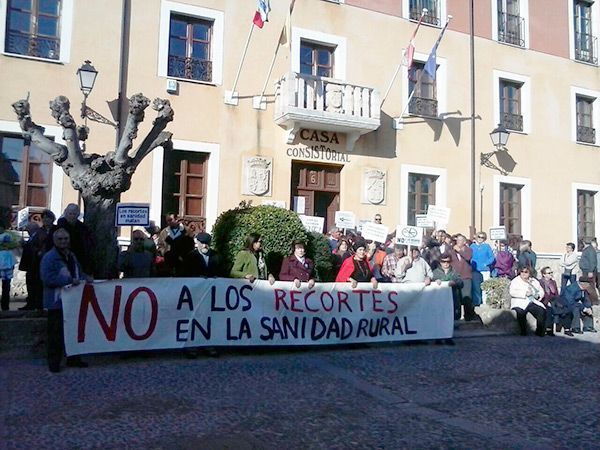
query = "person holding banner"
(394, 247, 433, 285)
(335, 241, 378, 289)
(279, 239, 315, 288)
(41, 228, 92, 372)
(432, 254, 464, 321)
(450, 234, 477, 321)
(230, 233, 275, 284)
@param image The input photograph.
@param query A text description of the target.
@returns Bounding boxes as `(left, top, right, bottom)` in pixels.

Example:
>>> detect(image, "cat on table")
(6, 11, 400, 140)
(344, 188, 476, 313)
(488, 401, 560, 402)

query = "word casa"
(300, 129, 340, 144)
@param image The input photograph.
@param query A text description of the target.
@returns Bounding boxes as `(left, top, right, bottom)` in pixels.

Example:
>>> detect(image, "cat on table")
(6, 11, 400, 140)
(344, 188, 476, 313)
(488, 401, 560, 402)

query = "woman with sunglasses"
(509, 266, 546, 336)
(470, 232, 495, 307)
(230, 233, 275, 284)
(539, 267, 574, 336)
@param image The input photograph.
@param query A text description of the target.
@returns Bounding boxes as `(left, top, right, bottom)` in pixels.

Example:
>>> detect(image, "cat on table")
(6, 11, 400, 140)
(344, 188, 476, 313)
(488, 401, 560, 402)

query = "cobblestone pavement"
(2, 333, 600, 449)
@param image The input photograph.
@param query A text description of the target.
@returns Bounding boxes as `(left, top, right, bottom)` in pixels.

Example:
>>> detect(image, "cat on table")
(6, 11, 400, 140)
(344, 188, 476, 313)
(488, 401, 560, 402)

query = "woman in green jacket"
(230, 233, 275, 283)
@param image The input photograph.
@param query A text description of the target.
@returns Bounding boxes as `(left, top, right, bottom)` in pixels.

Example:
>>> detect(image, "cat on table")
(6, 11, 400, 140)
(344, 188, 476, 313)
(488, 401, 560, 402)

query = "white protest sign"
(115, 203, 150, 226)
(426, 205, 451, 225)
(361, 222, 389, 243)
(415, 214, 435, 228)
(396, 225, 424, 247)
(299, 215, 325, 233)
(489, 226, 507, 240)
(293, 196, 305, 214)
(62, 278, 454, 355)
(335, 211, 356, 229)
(17, 207, 29, 230)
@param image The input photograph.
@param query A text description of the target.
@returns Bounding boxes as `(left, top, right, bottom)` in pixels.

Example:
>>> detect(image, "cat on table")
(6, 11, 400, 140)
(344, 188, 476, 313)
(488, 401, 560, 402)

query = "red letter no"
(124, 287, 158, 340)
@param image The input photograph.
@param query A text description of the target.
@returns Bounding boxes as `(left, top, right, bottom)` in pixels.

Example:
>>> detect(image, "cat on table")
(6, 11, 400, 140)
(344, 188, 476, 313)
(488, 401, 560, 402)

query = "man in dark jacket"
(55, 204, 95, 275)
(579, 238, 598, 304)
(179, 232, 223, 278)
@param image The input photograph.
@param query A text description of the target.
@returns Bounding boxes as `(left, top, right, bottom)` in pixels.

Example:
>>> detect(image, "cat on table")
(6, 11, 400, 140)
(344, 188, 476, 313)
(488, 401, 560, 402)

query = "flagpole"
(229, 22, 256, 100)
(381, 9, 427, 108)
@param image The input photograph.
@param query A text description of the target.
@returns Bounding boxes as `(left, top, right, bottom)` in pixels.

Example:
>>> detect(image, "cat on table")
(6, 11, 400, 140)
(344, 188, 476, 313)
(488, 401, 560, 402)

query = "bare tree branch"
(114, 93, 150, 165)
(48, 96, 85, 168)
(12, 98, 68, 163)
(128, 98, 174, 167)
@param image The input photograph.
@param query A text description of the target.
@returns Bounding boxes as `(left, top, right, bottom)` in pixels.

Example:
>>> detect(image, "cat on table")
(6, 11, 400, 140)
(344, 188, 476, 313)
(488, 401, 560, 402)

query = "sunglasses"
(441, 260, 451, 263)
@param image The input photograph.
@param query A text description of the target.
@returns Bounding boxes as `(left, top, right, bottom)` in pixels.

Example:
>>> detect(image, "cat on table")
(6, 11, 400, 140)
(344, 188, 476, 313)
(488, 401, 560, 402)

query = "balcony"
(577, 125, 596, 144)
(409, 96, 438, 118)
(575, 32, 598, 65)
(498, 12, 525, 47)
(501, 112, 523, 132)
(410, 7, 440, 26)
(274, 72, 381, 151)
(167, 55, 212, 82)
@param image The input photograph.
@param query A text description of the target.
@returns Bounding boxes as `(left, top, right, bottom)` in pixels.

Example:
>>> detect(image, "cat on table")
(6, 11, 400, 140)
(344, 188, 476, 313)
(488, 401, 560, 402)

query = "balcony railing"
(167, 55, 212, 82)
(501, 112, 523, 132)
(575, 32, 598, 65)
(498, 12, 525, 47)
(274, 72, 380, 151)
(409, 96, 438, 118)
(5, 31, 60, 60)
(409, 6, 440, 26)
(577, 125, 596, 144)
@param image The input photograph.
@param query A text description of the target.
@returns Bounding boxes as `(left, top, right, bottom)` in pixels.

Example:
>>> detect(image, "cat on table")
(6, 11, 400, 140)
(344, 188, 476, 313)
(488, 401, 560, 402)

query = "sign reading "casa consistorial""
(286, 129, 351, 163)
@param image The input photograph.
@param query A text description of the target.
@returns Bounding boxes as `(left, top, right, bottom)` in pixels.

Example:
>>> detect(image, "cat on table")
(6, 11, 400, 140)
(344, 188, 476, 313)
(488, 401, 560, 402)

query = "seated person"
(432, 253, 464, 321)
(538, 266, 571, 336)
(279, 239, 315, 288)
(336, 240, 378, 289)
(562, 278, 597, 334)
(381, 244, 406, 282)
(509, 266, 546, 336)
(119, 230, 155, 278)
(395, 247, 433, 285)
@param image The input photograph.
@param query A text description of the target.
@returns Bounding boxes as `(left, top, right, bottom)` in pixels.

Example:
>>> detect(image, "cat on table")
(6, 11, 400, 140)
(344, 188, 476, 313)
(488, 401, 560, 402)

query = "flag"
(253, 0, 271, 28)
(279, 0, 296, 47)
(403, 10, 425, 69)
(423, 19, 450, 80)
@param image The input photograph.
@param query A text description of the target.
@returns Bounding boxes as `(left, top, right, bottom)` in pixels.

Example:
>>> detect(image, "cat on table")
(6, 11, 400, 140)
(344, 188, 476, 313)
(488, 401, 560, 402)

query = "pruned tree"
(12, 94, 174, 279)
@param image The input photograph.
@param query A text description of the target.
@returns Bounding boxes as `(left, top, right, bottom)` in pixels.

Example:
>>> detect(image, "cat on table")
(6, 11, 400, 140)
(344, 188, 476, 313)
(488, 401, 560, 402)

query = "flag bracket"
(224, 91, 239, 106)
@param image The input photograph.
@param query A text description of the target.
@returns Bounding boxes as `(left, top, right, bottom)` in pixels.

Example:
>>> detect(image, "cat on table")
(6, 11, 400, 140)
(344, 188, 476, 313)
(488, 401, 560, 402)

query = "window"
(162, 150, 207, 229)
(499, 183, 522, 237)
(299, 41, 334, 78)
(577, 190, 596, 249)
(408, 61, 437, 117)
(0, 134, 52, 211)
(407, 173, 437, 226)
(576, 95, 596, 144)
(500, 79, 523, 132)
(574, 0, 597, 64)
(409, 0, 440, 26)
(497, 0, 525, 47)
(5, 0, 61, 60)
(167, 14, 212, 82)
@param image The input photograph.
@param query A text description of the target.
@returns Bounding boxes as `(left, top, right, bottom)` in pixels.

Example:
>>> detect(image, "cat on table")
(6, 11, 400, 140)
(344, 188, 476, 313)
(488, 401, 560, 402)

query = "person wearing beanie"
(180, 232, 223, 278)
(335, 240, 378, 289)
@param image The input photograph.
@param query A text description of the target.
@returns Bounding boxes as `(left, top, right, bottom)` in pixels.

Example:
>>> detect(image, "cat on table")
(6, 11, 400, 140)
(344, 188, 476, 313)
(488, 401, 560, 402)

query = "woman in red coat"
(335, 240, 378, 289)
(279, 240, 316, 288)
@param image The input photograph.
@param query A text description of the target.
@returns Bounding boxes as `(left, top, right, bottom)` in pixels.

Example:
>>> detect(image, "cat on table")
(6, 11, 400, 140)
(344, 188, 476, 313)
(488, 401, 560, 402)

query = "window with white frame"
(493, 70, 530, 134)
(574, 0, 597, 64)
(158, 1, 224, 85)
(408, 61, 437, 118)
(400, 164, 447, 227)
(570, 86, 599, 145)
(493, 175, 531, 240)
(1, 0, 73, 62)
(403, 0, 446, 27)
(492, 0, 529, 48)
(299, 41, 335, 78)
(571, 183, 600, 249)
(292, 28, 346, 81)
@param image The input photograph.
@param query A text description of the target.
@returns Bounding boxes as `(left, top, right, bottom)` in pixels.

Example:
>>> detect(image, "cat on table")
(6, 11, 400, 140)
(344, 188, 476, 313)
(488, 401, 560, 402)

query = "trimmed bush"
(482, 277, 511, 309)
(212, 204, 310, 277)
(306, 231, 335, 281)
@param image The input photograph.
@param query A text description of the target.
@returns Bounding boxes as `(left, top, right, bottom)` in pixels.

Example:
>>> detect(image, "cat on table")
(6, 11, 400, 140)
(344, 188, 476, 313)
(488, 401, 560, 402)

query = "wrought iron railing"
(167, 55, 212, 82)
(577, 125, 596, 144)
(575, 32, 598, 65)
(409, 96, 438, 118)
(501, 112, 523, 132)
(498, 12, 525, 47)
(409, 5, 440, 26)
(5, 31, 60, 60)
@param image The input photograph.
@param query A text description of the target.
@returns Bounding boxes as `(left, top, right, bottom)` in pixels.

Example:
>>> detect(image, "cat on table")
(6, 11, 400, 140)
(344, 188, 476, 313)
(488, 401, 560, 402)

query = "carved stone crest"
(243, 156, 272, 196)
(363, 169, 386, 205)
(325, 84, 343, 112)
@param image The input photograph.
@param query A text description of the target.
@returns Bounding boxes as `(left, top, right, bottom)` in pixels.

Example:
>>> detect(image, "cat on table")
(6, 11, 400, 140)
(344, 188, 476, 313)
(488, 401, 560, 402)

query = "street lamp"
(76, 60, 117, 128)
(489, 123, 510, 149)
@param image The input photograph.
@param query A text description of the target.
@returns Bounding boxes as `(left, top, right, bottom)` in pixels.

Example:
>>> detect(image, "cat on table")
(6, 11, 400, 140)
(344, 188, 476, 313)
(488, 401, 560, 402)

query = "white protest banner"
(489, 226, 507, 240)
(396, 225, 424, 247)
(115, 203, 150, 227)
(426, 205, 451, 225)
(299, 215, 325, 233)
(361, 222, 389, 243)
(17, 207, 29, 230)
(62, 278, 454, 355)
(415, 214, 434, 228)
(335, 211, 356, 229)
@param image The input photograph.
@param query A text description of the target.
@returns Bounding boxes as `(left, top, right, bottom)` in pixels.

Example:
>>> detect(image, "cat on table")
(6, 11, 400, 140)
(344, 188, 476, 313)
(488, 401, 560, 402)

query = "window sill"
(161, 75, 218, 87)
(575, 140, 599, 148)
(2, 51, 65, 65)
(504, 128, 528, 135)
(408, 18, 442, 29)
(572, 58, 598, 67)
(495, 40, 528, 50)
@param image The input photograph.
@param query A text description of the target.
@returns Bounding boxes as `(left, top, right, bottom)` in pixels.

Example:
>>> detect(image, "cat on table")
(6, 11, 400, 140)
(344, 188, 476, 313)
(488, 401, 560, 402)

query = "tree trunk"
(83, 194, 120, 280)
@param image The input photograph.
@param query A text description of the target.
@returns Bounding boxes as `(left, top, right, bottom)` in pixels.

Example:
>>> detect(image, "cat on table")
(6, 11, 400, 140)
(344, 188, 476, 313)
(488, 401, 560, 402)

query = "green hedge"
(212, 204, 334, 281)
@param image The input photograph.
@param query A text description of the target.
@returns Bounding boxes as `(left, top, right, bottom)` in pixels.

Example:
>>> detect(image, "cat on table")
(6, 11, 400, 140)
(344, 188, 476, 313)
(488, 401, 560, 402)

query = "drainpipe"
(469, 0, 476, 238)
(116, 0, 131, 144)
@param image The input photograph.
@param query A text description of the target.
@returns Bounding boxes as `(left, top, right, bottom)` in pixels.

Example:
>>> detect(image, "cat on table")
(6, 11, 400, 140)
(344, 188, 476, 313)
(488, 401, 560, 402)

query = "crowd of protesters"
(1, 207, 598, 372)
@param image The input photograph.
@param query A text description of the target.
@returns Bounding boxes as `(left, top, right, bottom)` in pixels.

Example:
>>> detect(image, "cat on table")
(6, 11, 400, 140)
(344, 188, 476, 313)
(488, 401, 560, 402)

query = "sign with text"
(335, 211, 356, 229)
(299, 215, 325, 233)
(361, 222, 389, 243)
(395, 225, 424, 247)
(489, 226, 507, 240)
(115, 203, 150, 227)
(415, 214, 435, 228)
(293, 196, 306, 214)
(426, 205, 451, 225)
(17, 207, 29, 230)
(62, 278, 454, 355)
